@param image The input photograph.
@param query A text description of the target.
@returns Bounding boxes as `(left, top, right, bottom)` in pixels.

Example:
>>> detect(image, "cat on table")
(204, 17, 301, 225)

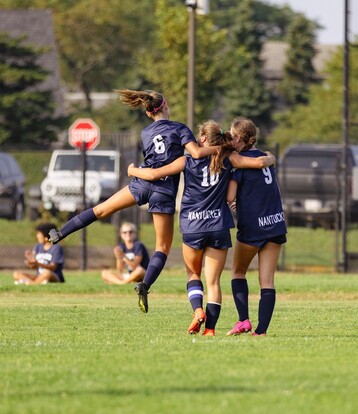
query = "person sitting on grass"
(101, 222, 150, 285)
(13, 222, 65, 285)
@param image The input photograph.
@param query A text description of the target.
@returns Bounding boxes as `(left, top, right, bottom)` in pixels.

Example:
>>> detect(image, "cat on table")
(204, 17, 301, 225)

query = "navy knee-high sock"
(231, 278, 249, 321)
(187, 280, 204, 311)
(256, 288, 276, 334)
(143, 251, 167, 288)
(60, 208, 97, 239)
(205, 302, 221, 330)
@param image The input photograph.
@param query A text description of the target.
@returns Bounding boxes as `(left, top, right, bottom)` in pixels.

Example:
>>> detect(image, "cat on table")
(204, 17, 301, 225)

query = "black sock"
(60, 208, 97, 238)
(231, 278, 249, 321)
(256, 288, 276, 334)
(187, 280, 204, 311)
(205, 302, 221, 330)
(143, 251, 167, 288)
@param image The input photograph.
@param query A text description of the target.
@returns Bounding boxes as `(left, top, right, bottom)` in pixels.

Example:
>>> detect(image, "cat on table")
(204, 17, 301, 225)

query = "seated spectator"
(101, 222, 150, 285)
(13, 223, 65, 285)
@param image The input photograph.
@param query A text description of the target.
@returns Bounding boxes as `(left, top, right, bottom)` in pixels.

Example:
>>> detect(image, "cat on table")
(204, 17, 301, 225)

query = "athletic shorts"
(182, 230, 232, 250)
(129, 181, 175, 214)
(238, 233, 287, 248)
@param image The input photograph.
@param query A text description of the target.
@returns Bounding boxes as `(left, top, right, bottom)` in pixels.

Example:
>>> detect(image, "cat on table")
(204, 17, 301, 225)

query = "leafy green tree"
(280, 14, 317, 106)
(0, 33, 66, 146)
(223, 0, 273, 131)
(135, 0, 227, 125)
(268, 43, 358, 149)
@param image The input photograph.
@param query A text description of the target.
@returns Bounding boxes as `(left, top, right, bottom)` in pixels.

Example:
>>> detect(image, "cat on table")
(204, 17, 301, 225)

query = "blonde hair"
(198, 120, 235, 174)
(115, 89, 166, 114)
(230, 117, 258, 152)
(120, 222, 137, 233)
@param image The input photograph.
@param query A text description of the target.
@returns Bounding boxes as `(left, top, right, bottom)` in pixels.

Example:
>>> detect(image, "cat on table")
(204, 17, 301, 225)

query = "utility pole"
(341, 0, 350, 272)
(185, 1, 209, 131)
(186, 1, 197, 131)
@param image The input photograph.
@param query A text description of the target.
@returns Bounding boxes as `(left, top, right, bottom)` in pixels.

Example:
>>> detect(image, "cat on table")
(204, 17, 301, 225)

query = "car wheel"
(12, 199, 25, 221)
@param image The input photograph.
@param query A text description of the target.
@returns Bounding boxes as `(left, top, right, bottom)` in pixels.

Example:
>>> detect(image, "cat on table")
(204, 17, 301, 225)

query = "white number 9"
(262, 167, 272, 184)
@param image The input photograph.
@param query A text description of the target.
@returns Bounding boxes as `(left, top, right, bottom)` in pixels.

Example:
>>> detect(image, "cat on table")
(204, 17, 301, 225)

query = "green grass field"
(1, 269, 357, 414)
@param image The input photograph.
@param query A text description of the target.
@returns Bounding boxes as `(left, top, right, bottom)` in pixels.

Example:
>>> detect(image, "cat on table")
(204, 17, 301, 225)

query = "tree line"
(0, 0, 357, 149)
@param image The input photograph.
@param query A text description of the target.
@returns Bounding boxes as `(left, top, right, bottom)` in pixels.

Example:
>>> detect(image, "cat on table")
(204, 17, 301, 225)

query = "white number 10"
(201, 166, 219, 187)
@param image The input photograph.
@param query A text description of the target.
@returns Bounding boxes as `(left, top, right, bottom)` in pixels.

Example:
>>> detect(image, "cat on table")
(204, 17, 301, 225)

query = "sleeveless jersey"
(180, 155, 235, 234)
(231, 148, 287, 242)
(131, 119, 196, 198)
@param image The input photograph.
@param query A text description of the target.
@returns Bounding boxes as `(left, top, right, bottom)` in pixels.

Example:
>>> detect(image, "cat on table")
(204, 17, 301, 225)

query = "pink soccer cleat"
(226, 319, 252, 336)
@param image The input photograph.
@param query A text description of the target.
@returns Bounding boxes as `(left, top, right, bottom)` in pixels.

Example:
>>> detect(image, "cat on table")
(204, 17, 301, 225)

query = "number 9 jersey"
(231, 149, 287, 242)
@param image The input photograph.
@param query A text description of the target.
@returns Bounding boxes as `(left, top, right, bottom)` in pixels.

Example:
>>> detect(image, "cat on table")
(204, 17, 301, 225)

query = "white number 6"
(153, 135, 165, 154)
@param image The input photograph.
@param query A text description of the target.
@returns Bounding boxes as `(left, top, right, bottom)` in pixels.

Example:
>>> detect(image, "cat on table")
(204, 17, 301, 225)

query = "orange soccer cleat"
(187, 308, 206, 335)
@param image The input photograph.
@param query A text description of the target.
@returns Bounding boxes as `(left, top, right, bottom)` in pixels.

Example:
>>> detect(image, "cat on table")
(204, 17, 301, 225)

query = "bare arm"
(35, 260, 58, 272)
(122, 254, 142, 272)
(227, 179, 238, 204)
(128, 156, 186, 181)
(229, 151, 275, 169)
(184, 141, 219, 159)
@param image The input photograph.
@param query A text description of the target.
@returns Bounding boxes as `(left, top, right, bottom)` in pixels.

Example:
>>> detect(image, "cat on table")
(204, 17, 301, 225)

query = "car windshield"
(284, 152, 341, 169)
(54, 155, 116, 172)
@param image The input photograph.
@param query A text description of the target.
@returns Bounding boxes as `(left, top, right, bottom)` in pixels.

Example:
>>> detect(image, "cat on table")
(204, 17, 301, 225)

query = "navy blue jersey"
(132, 119, 196, 198)
(180, 155, 235, 234)
(119, 240, 150, 270)
(33, 243, 65, 282)
(231, 148, 287, 242)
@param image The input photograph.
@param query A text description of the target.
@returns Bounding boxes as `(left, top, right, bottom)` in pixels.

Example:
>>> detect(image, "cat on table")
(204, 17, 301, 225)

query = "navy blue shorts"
(182, 230, 232, 250)
(238, 233, 287, 248)
(129, 181, 175, 214)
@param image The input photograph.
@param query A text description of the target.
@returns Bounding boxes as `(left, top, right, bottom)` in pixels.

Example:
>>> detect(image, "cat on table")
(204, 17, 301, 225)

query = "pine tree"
(280, 14, 317, 106)
(223, 0, 273, 131)
(0, 33, 65, 146)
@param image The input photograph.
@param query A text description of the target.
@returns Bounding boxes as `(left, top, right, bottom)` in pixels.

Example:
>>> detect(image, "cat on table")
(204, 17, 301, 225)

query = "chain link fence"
(0, 131, 156, 271)
(2, 137, 358, 273)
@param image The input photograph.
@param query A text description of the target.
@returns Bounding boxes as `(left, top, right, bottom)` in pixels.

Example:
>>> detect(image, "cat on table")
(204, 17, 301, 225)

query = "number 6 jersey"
(231, 148, 287, 242)
(134, 119, 196, 199)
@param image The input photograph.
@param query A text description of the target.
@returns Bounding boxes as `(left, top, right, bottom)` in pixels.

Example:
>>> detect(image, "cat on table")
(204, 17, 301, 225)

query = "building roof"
(261, 41, 339, 81)
(0, 9, 63, 116)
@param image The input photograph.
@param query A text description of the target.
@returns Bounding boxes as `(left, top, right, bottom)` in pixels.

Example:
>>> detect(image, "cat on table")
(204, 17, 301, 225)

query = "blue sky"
(266, 0, 358, 44)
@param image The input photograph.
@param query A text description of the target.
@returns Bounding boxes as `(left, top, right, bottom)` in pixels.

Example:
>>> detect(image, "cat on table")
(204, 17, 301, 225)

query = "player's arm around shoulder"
(127, 157, 185, 181)
(184, 141, 219, 158)
(229, 151, 275, 169)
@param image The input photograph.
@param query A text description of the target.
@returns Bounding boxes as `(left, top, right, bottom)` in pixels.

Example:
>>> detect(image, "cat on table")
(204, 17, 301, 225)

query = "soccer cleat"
(48, 229, 63, 244)
(202, 328, 215, 337)
(134, 282, 149, 313)
(14, 279, 27, 285)
(187, 308, 206, 334)
(226, 319, 252, 336)
(252, 332, 266, 337)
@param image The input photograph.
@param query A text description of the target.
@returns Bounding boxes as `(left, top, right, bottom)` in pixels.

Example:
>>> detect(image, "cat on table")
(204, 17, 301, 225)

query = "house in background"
(0, 9, 64, 117)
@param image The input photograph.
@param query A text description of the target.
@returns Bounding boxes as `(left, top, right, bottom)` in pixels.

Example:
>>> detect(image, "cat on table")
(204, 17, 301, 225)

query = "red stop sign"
(68, 118, 101, 150)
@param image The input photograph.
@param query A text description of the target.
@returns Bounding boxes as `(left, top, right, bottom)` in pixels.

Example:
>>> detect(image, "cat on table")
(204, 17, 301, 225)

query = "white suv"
(28, 149, 120, 220)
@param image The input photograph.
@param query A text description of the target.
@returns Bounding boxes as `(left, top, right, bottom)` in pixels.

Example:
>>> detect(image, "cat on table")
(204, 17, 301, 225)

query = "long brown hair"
(114, 89, 166, 114)
(230, 117, 258, 152)
(198, 120, 235, 174)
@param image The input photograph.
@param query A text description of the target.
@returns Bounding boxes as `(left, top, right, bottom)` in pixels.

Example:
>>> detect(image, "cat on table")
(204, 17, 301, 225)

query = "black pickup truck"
(277, 144, 358, 228)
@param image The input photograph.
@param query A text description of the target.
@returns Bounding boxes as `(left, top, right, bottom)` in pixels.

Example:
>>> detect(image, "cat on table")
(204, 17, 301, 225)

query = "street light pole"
(186, 1, 197, 131)
(341, 0, 350, 272)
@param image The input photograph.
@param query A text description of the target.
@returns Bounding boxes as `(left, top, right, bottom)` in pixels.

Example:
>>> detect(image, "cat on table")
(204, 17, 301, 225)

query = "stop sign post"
(68, 118, 100, 271)
(68, 118, 100, 150)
